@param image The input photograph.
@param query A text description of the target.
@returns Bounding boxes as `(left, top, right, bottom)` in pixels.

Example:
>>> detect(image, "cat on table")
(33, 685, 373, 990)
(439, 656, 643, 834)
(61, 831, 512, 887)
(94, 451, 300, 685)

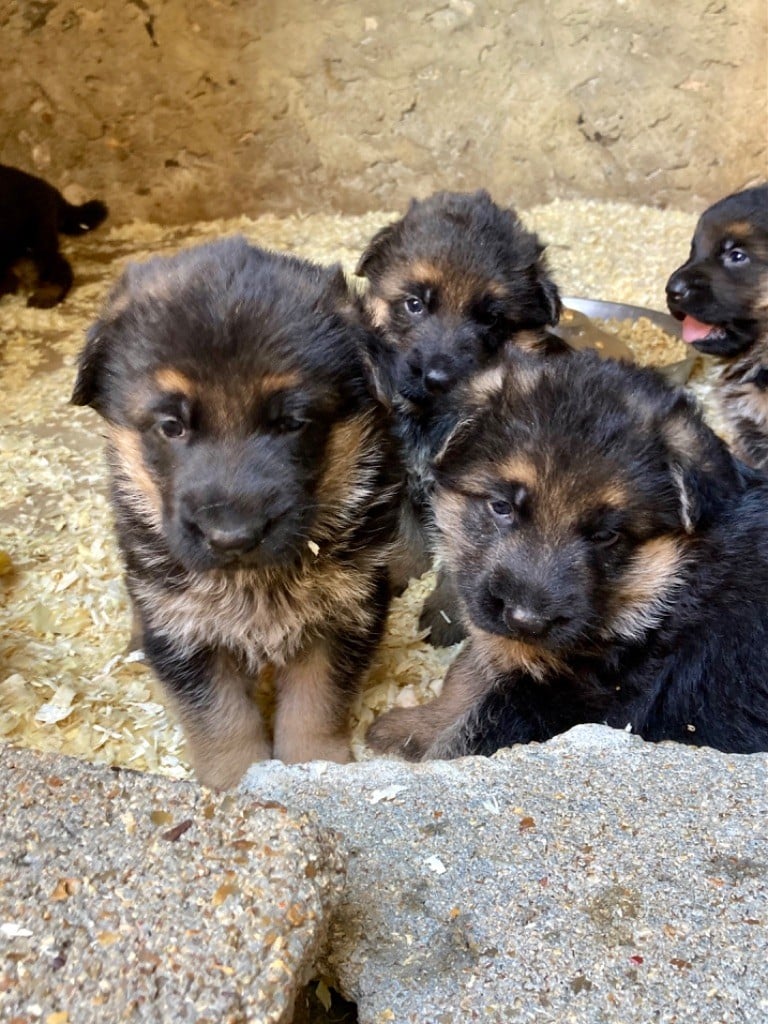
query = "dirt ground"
(2, 0, 766, 224)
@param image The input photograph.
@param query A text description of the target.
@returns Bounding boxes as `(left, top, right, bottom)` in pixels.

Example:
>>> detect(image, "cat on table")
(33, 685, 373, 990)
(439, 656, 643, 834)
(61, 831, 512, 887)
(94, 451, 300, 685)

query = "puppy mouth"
(671, 311, 756, 357)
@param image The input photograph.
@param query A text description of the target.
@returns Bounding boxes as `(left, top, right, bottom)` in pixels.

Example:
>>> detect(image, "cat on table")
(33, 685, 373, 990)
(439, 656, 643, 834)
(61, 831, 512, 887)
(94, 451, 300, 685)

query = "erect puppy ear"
(432, 411, 480, 472)
(355, 219, 403, 280)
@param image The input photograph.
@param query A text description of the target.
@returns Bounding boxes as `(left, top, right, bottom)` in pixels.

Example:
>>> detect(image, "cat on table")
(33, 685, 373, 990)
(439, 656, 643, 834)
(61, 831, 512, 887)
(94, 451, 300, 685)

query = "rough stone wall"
(1, 0, 766, 225)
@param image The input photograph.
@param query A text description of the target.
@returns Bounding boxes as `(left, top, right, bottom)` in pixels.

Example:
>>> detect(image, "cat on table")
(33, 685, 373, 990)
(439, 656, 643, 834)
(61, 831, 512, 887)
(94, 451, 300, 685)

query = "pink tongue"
(681, 315, 715, 344)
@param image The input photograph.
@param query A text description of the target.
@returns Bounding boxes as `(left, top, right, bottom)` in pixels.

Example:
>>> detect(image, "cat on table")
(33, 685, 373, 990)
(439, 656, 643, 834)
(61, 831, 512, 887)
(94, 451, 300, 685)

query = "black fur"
(367, 350, 768, 759)
(0, 163, 108, 307)
(72, 237, 402, 787)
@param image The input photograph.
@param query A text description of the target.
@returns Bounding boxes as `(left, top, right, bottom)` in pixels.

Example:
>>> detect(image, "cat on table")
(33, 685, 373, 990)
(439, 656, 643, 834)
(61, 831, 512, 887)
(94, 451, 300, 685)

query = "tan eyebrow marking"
(154, 367, 196, 396)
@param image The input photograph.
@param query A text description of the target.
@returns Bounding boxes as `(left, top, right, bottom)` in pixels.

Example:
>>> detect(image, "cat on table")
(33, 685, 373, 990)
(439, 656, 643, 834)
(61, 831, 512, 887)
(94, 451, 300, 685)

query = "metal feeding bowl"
(553, 296, 695, 386)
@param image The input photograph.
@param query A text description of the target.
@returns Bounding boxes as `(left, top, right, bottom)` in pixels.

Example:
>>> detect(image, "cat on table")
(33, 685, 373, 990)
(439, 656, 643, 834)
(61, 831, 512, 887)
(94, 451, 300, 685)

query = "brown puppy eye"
(404, 295, 424, 316)
(590, 528, 620, 548)
(722, 248, 749, 267)
(159, 417, 186, 439)
(273, 415, 306, 434)
(489, 499, 513, 518)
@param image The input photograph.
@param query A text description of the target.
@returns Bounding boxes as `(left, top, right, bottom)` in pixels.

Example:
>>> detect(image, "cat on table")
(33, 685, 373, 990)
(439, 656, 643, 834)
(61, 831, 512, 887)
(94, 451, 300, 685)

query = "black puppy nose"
(205, 523, 264, 556)
(420, 354, 456, 394)
(503, 605, 551, 638)
(665, 272, 691, 304)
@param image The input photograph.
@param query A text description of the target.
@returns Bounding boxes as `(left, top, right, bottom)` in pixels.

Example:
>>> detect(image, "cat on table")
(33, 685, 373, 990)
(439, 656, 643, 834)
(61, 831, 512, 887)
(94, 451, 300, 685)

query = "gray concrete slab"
(244, 726, 768, 1024)
(0, 744, 345, 1024)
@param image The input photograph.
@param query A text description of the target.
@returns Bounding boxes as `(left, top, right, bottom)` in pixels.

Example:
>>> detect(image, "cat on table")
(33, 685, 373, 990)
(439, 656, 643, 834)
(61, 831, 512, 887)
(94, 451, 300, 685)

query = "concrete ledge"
(2, 727, 767, 1023)
(0, 744, 345, 1024)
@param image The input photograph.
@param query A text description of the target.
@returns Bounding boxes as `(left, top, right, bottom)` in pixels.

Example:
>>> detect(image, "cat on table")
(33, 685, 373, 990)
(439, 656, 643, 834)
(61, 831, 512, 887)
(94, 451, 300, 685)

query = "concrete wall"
(2, 0, 766, 224)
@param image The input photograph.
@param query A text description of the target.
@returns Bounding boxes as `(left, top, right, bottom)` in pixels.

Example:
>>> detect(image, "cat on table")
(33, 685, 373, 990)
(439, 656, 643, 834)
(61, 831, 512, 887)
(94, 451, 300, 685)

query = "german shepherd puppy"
(356, 189, 564, 645)
(666, 183, 768, 469)
(72, 238, 402, 788)
(367, 350, 768, 759)
(0, 163, 108, 307)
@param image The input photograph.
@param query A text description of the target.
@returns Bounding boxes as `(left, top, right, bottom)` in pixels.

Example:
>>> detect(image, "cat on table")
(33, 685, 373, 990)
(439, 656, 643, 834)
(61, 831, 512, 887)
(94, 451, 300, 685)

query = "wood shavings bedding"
(0, 200, 716, 778)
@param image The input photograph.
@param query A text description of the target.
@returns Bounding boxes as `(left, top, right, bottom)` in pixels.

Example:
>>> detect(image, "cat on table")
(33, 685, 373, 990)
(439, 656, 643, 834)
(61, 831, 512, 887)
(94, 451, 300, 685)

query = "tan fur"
(154, 367, 196, 396)
(273, 641, 352, 763)
(725, 220, 753, 240)
(603, 535, 687, 642)
(132, 556, 377, 675)
(367, 295, 391, 331)
(498, 454, 538, 490)
(468, 364, 506, 403)
(173, 650, 271, 790)
(316, 412, 379, 515)
(467, 625, 568, 681)
(259, 371, 303, 395)
(107, 426, 163, 525)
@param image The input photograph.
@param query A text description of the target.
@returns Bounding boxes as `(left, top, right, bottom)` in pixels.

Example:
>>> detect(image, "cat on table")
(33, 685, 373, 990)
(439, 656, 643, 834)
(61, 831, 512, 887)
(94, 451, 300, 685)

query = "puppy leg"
(388, 501, 434, 595)
(0, 263, 20, 299)
(26, 195, 73, 308)
(418, 565, 466, 646)
(366, 646, 490, 760)
(273, 640, 353, 764)
(144, 631, 270, 789)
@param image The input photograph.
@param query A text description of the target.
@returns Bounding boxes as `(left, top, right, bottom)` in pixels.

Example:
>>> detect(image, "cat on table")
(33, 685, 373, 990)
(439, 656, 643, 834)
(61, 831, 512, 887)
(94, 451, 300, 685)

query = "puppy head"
(356, 190, 561, 409)
(666, 183, 768, 357)
(72, 237, 385, 573)
(432, 351, 742, 662)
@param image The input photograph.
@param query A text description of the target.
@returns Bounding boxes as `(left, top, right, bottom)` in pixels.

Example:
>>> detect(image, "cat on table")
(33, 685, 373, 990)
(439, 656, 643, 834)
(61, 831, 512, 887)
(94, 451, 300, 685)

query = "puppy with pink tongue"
(666, 183, 768, 469)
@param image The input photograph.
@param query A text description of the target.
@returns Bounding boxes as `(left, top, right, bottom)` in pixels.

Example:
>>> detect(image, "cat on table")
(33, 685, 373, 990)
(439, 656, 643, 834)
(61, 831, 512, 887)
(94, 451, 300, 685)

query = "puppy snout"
(183, 503, 272, 559)
(666, 268, 708, 310)
(422, 356, 455, 394)
(484, 570, 568, 640)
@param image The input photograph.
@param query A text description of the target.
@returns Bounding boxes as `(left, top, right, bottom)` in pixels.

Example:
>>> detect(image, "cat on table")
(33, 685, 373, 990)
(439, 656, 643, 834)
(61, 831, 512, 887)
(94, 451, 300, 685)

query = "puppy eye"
(272, 415, 306, 434)
(158, 416, 186, 439)
(404, 295, 425, 316)
(722, 247, 750, 267)
(590, 528, 621, 548)
(489, 499, 514, 518)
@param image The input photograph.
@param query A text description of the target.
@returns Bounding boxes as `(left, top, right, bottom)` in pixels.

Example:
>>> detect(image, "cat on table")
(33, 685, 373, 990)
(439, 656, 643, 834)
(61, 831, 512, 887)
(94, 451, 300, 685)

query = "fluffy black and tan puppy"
(666, 183, 768, 468)
(356, 189, 564, 644)
(0, 163, 108, 308)
(72, 237, 402, 788)
(367, 350, 768, 760)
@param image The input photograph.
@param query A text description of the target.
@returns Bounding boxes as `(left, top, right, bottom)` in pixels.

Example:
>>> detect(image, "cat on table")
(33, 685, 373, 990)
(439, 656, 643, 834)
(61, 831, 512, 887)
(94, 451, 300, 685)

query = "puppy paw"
(366, 707, 432, 761)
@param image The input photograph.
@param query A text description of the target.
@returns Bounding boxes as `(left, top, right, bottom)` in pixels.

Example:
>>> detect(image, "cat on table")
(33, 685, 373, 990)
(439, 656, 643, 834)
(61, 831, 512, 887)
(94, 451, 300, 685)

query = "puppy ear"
(661, 392, 739, 533)
(534, 267, 562, 326)
(432, 412, 480, 472)
(355, 220, 401, 280)
(70, 321, 108, 410)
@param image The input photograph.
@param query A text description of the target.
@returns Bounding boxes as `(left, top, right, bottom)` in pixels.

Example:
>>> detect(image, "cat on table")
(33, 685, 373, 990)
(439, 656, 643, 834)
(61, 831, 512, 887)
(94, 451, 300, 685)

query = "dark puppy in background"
(0, 163, 108, 308)
(72, 238, 402, 788)
(368, 350, 768, 760)
(356, 189, 564, 644)
(666, 183, 768, 469)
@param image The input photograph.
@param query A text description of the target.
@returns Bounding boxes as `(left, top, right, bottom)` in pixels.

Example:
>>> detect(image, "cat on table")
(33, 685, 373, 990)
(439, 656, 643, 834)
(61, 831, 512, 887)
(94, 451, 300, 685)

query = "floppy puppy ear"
(661, 393, 739, 533)
(70, 321, 108, 410)
(534, 266, 562, 326)
(355, 220, 403, 280)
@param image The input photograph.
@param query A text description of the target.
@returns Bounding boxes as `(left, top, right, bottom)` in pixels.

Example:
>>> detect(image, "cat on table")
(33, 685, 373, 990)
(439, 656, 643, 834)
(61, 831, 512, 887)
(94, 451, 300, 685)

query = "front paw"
(366, 707, 432, 761)
(419, 592, 466, 647)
